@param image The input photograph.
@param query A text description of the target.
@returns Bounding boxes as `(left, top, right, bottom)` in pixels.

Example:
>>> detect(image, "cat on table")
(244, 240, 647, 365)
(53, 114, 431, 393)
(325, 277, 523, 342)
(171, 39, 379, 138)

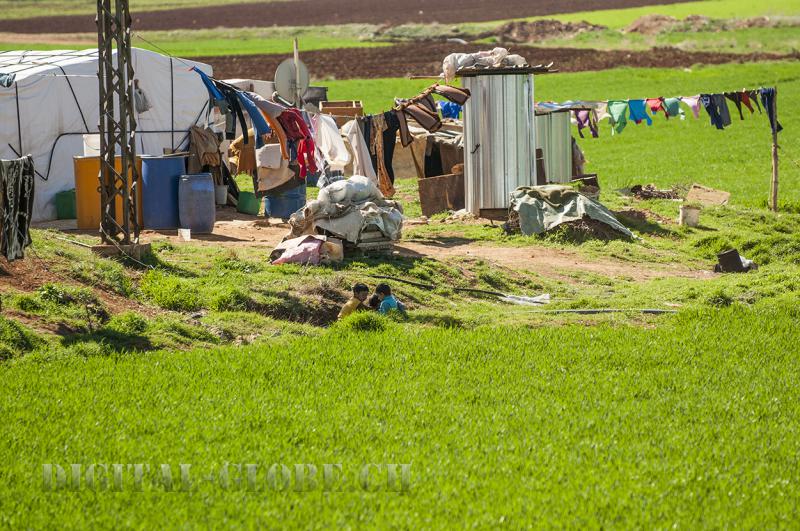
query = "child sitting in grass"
(374, 283, 407, 316)
(338, 283, 370, 320)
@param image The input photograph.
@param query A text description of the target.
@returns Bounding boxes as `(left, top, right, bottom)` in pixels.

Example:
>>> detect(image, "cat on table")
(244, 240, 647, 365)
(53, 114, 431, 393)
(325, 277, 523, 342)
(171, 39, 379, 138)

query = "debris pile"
(630, 184, 683, 200)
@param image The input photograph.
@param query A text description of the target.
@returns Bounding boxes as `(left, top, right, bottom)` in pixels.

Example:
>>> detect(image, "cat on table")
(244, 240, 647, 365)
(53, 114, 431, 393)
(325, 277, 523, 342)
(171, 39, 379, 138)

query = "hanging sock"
(646, 97, 669, 119)
(628, 99, 653, 125)
(759, 88, 783, 134)
(663, 97, 685, 120)
(607, 100, 629, 135)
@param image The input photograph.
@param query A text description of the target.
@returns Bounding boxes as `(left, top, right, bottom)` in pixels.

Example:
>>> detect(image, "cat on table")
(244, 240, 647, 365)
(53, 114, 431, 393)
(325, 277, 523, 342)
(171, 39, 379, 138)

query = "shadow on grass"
(62, 327, 154, 353)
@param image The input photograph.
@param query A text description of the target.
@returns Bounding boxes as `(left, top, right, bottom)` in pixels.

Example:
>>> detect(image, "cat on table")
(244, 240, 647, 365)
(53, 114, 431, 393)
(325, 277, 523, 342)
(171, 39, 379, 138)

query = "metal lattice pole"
(96, 0, 139, 245)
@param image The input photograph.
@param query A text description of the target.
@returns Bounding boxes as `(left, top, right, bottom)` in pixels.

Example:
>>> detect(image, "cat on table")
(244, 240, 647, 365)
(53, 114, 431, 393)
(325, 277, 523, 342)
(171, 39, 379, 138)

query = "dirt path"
(33, 209, 712, 282)
(198, 43, 795, 80)
(395, 240, 712, 281)
(0, 0, 694, 34)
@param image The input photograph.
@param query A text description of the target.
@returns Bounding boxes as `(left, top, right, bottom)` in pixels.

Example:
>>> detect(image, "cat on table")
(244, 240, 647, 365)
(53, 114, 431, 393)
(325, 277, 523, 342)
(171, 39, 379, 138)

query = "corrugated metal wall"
(463, 73, 536, 214)
(535, 111, 572, 184)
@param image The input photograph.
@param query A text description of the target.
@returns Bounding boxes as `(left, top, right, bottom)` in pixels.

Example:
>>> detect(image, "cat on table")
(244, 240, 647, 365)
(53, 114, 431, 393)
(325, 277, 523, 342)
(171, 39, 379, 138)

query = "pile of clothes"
(509, 184, 633, 238)
(287, 175, 404, 245)
(0, 156, 35, 261)
(441, 47, 528, 83)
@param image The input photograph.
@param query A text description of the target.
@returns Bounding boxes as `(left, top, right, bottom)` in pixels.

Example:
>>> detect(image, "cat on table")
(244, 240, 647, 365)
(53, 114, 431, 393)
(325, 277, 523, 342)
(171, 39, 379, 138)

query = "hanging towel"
(628, 100, 653, 125)
(607, 100, 629, 135)
(680, 95, 701, 119)
(759, 88, 783, 134)
(663, 98, 685, 120)
(595, 101, 610, 121)
(646, 98, 668, 118)
(342, 119, 378, 185)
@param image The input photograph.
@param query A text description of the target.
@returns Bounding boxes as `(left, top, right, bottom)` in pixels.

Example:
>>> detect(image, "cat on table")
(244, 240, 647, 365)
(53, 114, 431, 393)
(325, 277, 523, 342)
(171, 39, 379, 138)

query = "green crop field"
(2, 301, 799, 527)
(3, 0, 800, 525)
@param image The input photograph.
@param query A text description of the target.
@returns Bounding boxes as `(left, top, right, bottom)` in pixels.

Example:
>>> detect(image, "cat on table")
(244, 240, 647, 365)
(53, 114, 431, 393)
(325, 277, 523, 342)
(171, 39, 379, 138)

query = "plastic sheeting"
(510, 185, 633, 238)
(0, 48, 212, 221)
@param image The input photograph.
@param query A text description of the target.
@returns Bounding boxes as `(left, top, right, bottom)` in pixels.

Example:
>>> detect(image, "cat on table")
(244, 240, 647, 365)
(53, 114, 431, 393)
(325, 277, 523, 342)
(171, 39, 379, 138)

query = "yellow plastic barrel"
(74, 156, 143, 230)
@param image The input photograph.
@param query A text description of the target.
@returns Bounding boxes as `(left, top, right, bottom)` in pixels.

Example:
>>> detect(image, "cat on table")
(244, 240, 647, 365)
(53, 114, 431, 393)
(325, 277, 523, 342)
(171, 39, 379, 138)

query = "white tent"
(0, 48, 212, 221)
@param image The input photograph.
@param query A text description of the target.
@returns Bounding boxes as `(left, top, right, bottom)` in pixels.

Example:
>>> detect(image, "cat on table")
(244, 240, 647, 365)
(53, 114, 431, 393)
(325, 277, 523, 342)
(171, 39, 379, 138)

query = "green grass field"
(2, 0, 800, 524)
(2, 301, 799, 527)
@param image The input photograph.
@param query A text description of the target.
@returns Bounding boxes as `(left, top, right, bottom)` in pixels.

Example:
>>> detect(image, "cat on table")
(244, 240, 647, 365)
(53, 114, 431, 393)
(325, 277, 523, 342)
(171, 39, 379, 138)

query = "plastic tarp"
(510, 185, 633, 237)
(289, 175, 404, 243)
(0, 48, 212, 221)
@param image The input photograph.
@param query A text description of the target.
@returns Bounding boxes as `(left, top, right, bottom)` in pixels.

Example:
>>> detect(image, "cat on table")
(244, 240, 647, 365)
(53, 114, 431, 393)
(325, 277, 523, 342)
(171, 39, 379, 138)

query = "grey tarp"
(510, 185, 633, 238)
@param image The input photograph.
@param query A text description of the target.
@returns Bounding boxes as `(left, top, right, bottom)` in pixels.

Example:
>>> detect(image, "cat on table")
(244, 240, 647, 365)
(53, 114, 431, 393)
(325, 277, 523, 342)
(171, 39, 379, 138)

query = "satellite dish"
(274, 58, 309, 105)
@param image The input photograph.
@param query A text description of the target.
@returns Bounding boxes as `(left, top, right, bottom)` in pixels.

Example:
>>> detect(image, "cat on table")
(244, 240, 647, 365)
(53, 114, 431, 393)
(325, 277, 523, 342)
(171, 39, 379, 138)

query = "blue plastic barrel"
(265, 182, 307, 220)
(140, 155, 187, 229)
(178, 173, 216, 234)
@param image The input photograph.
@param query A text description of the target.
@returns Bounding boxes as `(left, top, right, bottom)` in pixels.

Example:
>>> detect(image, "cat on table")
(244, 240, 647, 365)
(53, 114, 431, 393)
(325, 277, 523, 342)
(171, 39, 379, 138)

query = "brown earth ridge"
(0, 0, 696, 33)
(195, 42, 797, 80)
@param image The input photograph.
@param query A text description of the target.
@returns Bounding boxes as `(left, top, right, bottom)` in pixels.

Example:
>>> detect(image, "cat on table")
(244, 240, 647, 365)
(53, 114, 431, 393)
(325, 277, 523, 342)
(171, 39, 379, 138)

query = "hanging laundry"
(680, 95, 701, 119)
(700, 94, 726, 130)
(595, 101, 610, 121)
(628, 100, 653, 125)
(748, 89, 762, 113)
(0, 156, 35, 261)
(238, 93, 271, 148)
(712, 94, 732, 127)
(759, 88, 783, 134)
(438, 101, 462, 119)
(215, 82, 249, 144)
(724, 92, 745, 120)
(244, 92, 290, 159)
(574, 109, 598, 138)
(740, 91, 755, 114)
(646, 97, 669, 118)
(663, 97, 685, 120)
(368, 113, 395, 198)
(395, 83, 471, 146)
(229, 129, 257, 175)
(277, 108, 318, 178)
(342, 119, 378, 185)
(313, 114, 351, 172)
(431, 84, 471, 105)
(607, 100, 629, 135)
(381, 111, 401, 184)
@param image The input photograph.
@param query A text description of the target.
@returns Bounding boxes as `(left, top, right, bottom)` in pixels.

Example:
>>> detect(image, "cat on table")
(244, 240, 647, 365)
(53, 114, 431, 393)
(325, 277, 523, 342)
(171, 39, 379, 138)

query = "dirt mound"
(0, 0, 704, 34)
(197, 42, 795, 81)
(625, 14, 680, 34)
(490, 19, 607, 43)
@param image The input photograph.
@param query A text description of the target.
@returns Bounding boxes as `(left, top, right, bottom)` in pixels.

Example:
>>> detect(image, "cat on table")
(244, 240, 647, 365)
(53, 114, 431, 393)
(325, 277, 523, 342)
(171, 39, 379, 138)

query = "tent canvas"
(0, 48, 212, 221)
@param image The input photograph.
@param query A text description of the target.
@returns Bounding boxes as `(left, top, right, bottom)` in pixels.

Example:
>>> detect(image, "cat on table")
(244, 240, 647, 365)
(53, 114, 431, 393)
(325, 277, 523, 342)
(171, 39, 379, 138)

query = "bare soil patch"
(0, 0, 695, 34)
(197, 42, 795, 80)
(396, 240, 712, 282)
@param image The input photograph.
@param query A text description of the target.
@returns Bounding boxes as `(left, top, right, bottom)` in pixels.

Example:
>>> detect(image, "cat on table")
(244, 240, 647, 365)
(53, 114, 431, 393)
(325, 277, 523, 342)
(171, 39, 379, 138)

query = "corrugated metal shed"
(535, 111, 572, 184)
(462, 72, 536, 214)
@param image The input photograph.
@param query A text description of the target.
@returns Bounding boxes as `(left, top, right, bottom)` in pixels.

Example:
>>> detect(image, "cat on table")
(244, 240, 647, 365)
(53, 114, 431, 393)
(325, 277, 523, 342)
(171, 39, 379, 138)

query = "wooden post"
(770, 87, 779, 212)
(293, 38, 301, 108)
